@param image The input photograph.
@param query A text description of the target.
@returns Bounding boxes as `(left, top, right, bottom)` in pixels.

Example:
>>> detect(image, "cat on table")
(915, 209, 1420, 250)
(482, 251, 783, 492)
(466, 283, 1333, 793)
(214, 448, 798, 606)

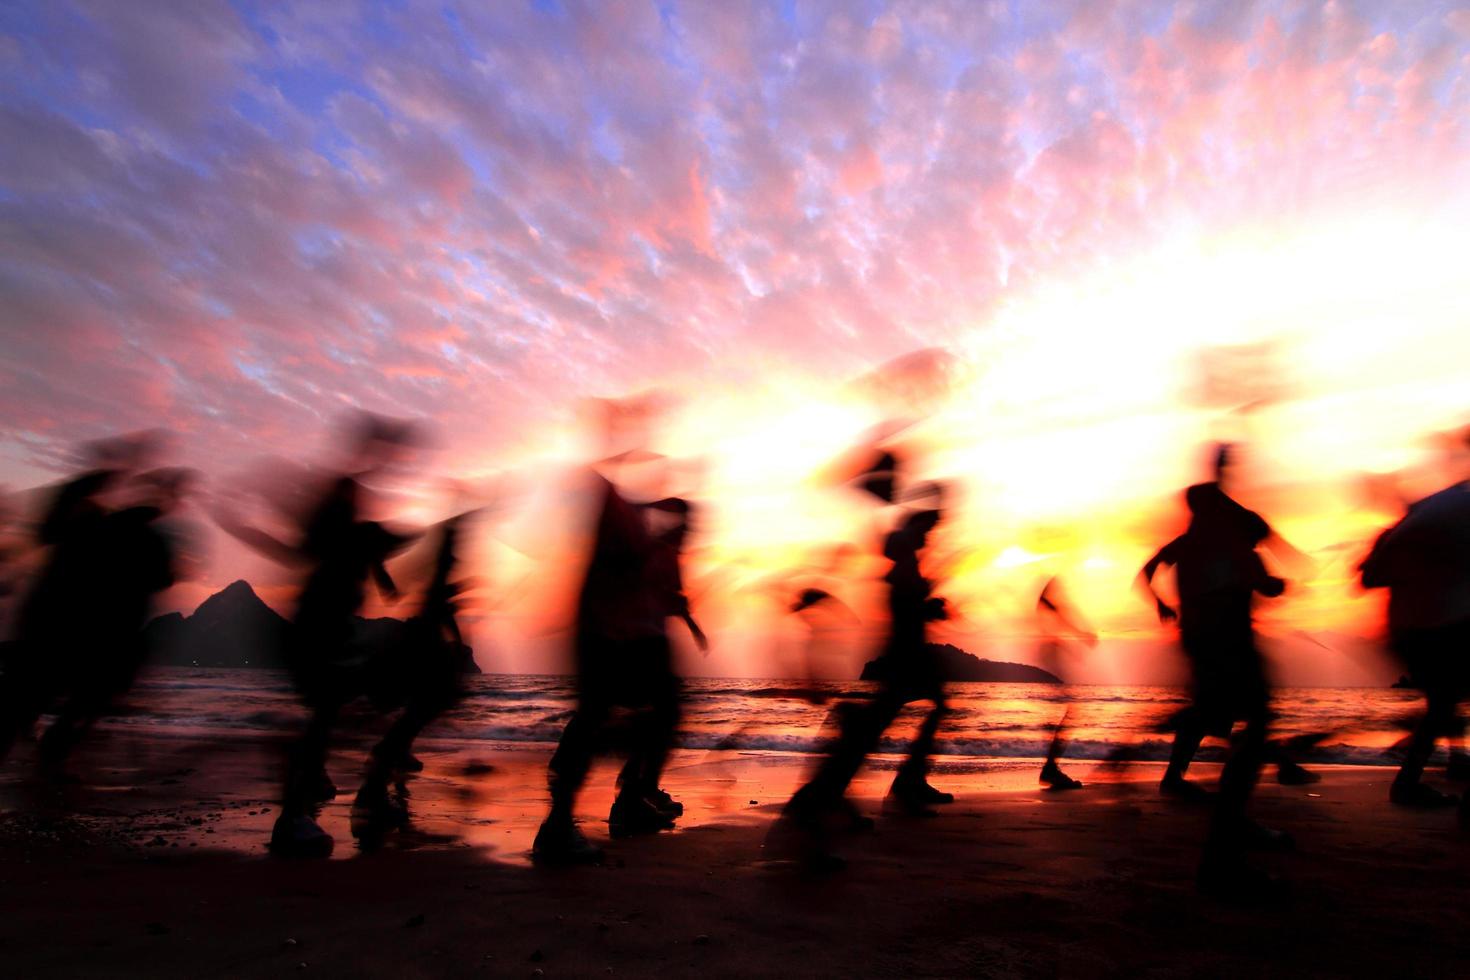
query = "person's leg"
(790, 684, 904, 820)
(1196, 655, 1290, 900)
(0, 642, 60, 763)
(533, 687, 617, 862)
(1164, 640, 1211, 793)
(1389, 625, 1462, 805)
(609, 639, 684, 834)
(1040, 706, 1084, 789)
(1161, 708, 1208, 795)
(1163, 642, 1215, 798)
(896, 695, 944, 781)
(624, 670, 682, 812)
(834, 685, 905, 796)
(36, 693, 95, 771)
(616, 746, 643, 796)
(1045, 708, 1067, 768)
(359, 698, 438, 803)
(608, 711, 678, 836)
(1392, 682, 1458, 805)
(546, 694, 607, 826)
(372, 705, 434, 773)
(1207, 707, 1269, 851)
(283, 699, 340, 813)
(647, 657, 682, 781)
(893, 686, 954, 804)
(270, 695, 342, 858)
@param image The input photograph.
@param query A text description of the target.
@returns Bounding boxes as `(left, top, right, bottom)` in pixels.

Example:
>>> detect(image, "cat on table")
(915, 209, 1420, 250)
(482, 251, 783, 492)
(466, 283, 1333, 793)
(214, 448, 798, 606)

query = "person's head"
(84, 429, 167, 475)
(1208, 441, 1239, 492)
(341, 412, 422, 477)
(138, 467, 199, 514)
(1184, 482, 1220, 515)
(583, 391, 670, 461)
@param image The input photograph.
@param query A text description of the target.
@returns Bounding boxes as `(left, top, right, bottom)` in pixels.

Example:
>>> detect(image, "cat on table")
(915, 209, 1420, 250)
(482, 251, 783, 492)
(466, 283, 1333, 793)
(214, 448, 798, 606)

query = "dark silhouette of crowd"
(2, 412, 1469, 905)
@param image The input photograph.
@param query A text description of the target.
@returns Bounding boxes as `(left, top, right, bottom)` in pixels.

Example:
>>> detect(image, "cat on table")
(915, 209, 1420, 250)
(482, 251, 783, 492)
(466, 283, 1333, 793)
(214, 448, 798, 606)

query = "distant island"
(144, 580, 480, 674)
(860, 643, 1062, 684)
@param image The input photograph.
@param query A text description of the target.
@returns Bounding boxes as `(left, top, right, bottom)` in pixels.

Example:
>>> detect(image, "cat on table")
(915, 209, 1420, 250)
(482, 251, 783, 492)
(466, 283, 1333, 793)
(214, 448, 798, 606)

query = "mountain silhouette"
(860, 642, 1062, 684)
(144, 580, 480, 673)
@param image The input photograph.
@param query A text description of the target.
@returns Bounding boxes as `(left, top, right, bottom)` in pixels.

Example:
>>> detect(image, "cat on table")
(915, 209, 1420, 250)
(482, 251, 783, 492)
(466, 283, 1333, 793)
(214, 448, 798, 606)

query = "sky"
(2, 1, 1470, 682)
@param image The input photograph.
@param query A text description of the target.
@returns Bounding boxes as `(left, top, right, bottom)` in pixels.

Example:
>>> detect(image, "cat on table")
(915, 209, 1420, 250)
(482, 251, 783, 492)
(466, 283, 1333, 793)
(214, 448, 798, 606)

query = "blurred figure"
(1138, 444, 1293, 898)
(532, 396, 689, 865)
(1360, 471, 1470, 809)
(872, 490, 955, 813)
(218, 414, 421, 858)
(1035, 577, 1097, 790)
(353, 505, 481, 846)
(0, 432, 166, 767)
(784, 476, 955, 858)
(532, 470, 664, 864)
(613, 496, 706, 824)
(0, 471, 115, 762)
(787, 581, 859, 701)
(35, 468, 197, 771)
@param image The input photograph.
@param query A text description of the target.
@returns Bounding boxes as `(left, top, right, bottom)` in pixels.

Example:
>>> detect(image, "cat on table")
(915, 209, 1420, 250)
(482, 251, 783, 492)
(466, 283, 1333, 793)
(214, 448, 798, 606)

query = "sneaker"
(1275, 761, 1320, 786)
(886, 781, 939, 817)
(892, 775, 954, 803)
(648, 787, 684, 817)
(532, 819, 604, 866)
(916, 780, 955, 804)
(351, 785, 410, 838)
(608, 794, 676, 838)
(1390, 781, 1459, 808)
(269, 814, 334, 859)
(1040, 762, 1083, 790)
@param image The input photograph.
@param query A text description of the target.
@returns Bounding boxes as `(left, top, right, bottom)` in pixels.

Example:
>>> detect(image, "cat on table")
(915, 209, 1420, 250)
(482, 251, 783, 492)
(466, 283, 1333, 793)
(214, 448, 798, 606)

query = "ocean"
(114, 670, 1432, 770)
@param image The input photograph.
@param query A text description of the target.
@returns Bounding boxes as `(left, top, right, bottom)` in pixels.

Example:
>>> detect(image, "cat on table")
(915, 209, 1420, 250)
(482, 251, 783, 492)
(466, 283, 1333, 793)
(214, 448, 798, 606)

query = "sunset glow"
(3, 1, 1469, 683)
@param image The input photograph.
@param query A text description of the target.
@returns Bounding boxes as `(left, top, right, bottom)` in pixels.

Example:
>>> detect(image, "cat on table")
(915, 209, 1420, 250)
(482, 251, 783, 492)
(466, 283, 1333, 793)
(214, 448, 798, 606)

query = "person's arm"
(1248, 550, 1286, 597)
(665, 586, 708, 653)
(1038, 580, 1097, 647)
(1263, 530, 1316, 581)
(680, 609, 709, 654)
(1137, 544, 1178, 624)
(372, 562, 400, 603)
(211, 511, 308, 567)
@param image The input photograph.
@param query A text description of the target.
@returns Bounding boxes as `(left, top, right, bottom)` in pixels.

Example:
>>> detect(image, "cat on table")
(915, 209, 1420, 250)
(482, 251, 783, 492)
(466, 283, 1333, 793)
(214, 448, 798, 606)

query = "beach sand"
(1, 726, 1467, 978)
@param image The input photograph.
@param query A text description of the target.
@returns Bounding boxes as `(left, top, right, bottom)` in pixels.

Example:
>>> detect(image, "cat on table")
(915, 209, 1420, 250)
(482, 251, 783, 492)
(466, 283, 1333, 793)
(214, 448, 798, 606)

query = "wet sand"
(1, 728, 1467, 977)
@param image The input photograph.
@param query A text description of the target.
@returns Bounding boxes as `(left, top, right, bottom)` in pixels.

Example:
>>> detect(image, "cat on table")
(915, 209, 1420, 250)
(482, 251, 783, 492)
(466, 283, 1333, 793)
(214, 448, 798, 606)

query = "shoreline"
(4, 728, 1469, 976)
